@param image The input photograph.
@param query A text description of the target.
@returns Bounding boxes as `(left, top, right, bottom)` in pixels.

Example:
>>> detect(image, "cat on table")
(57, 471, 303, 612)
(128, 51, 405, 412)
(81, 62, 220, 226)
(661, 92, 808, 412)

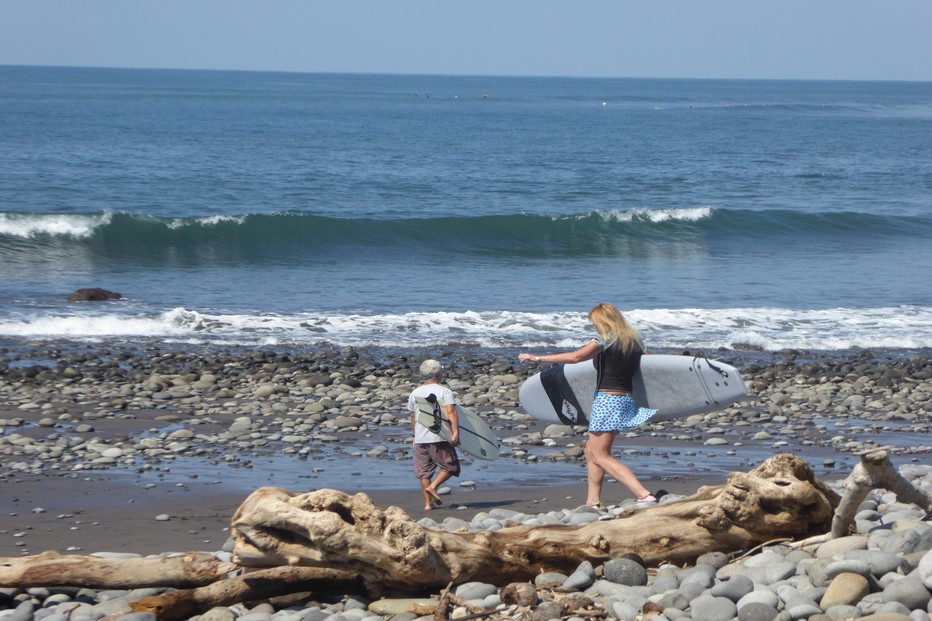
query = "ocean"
(1, 66, 931, 355)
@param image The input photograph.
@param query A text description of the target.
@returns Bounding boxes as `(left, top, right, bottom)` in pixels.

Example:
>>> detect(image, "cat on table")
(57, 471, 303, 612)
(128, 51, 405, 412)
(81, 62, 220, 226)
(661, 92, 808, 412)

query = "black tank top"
(595, 339, 643, 393)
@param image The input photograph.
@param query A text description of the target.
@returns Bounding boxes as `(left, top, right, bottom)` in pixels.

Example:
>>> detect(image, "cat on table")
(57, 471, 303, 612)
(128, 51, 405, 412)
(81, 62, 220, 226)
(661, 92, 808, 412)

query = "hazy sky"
(2, 1, 930, 81)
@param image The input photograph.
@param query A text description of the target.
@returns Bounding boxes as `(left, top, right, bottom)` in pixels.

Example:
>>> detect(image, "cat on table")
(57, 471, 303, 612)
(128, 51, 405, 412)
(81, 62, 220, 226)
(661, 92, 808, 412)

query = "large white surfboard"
(518, 354, 747, 426)
(415, 396, 500, 460)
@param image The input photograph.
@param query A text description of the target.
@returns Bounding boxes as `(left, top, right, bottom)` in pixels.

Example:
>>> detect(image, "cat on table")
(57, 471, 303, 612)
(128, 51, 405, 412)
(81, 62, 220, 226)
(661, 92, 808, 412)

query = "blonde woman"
(519, 303, 658, 507)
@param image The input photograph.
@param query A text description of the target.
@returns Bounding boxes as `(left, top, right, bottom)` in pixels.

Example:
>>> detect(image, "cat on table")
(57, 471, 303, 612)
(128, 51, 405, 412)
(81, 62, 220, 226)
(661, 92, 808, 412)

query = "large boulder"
(67, 288, 122, 302)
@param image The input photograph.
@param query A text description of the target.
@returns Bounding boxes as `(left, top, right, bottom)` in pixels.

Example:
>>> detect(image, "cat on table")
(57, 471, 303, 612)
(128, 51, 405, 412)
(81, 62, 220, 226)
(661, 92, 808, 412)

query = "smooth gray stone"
(482, 594, 502, 609)
(590, 579, 631, 599)
(825, 559, 872, 580)
(876, 601, 912, 615)
(807, 558, 832, 587)
(488, 508, 524, 521)
(441, 517, 471, 531)
(677, 580, 707, 602)
(710, 575, 754, 602)
(678, 564, 716, 588)
(856, 592, 888, 616)
(453, 582, 497, 601)
(563, 561, 596, 591)
(689, 595, 737, 621)
(844, 549, 903, 576)
(920, 548, 932, 589)
(882, 575, 931, 611)
(565, 513, 600, 525)
(603, 558, 647, 586)
(737, 602, 779, 621)
(36, 613, 70, 621)
(764, 561, 798, 584)
(299, 609, 331, 621)
(784, 549, 814, 565)
(343, 596, 368, 611)
(738, 589, 781, 610)
(783, 595, 822, 620)
(534, 572, 568, 587)
(610, 600, 640, 621)
(661, 607, 689, 620)
(696, 551, 730, 569)
(651, 573, 679, 592)
(655, 591, 689, 610)
(881, 529, 923, 555)
(824, 604, 859, 620)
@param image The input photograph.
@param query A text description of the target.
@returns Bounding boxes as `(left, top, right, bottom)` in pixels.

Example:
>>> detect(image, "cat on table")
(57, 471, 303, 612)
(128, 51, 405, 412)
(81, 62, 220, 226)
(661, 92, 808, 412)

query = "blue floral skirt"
(589, 392, 657, 432)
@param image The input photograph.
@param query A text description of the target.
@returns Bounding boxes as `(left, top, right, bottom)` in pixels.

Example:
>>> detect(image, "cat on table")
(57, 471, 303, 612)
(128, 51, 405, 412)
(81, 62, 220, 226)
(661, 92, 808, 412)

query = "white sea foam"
(0, 308, 206, 338)
(167, 215, 247, 229)
(0, 212, 112, 238)
(590, 207, 712, 223)
(1, 305, 930, 351)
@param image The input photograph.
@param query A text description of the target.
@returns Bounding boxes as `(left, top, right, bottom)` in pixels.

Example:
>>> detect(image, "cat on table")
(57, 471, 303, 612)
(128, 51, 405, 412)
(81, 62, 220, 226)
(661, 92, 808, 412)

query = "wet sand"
(0, 470, 710, 557)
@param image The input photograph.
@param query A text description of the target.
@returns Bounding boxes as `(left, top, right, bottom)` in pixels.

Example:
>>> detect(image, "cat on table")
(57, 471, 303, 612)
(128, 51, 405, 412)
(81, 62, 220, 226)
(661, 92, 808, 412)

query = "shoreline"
(1, 343, 929, 557)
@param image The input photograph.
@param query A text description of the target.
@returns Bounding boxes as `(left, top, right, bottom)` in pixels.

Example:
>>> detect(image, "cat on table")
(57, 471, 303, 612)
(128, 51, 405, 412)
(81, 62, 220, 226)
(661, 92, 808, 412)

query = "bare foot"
(425, 487, 443, 506)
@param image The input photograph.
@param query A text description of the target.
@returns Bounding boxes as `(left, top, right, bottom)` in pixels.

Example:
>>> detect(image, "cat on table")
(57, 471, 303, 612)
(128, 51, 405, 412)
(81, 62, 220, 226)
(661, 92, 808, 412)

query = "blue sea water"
(1, 66, 931, 352)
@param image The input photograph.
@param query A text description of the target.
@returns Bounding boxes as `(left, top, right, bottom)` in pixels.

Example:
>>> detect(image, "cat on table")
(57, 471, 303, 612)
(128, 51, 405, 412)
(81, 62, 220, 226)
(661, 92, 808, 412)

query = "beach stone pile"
(0, 346, 929, 482)
(1, 463, 930, 621)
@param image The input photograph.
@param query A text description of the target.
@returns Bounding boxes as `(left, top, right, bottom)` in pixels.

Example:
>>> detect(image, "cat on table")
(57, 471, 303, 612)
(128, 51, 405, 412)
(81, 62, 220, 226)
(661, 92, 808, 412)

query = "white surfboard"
(415, 396, 500, 460)
(518, 354, 747, 426)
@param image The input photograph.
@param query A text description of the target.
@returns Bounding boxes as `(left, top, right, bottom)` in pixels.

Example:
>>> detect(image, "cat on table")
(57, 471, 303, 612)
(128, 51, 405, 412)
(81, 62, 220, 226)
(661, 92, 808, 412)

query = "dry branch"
(792, 449, 932, 549)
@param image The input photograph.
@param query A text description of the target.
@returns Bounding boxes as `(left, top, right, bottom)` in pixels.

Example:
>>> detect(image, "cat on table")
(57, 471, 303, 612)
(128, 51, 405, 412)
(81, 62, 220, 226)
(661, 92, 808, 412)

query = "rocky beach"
(1, 344, 930, 620)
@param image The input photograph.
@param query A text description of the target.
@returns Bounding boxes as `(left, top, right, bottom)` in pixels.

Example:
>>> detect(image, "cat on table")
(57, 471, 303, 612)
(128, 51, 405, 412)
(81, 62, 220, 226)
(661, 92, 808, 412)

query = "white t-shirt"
(408, 383, 456, 444)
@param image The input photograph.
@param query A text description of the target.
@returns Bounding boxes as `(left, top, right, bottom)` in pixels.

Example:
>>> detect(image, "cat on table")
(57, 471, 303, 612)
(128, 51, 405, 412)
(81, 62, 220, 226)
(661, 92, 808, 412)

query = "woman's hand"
(518, 353, 539, 363)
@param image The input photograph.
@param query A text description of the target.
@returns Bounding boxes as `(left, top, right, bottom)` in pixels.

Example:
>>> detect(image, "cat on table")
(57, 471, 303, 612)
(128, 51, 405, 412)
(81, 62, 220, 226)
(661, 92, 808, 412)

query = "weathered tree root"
(791, 449, 931, 549)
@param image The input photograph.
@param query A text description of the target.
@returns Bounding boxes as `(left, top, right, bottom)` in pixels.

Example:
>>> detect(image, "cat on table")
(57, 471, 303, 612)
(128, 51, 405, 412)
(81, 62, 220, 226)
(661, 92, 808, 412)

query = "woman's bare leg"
(584, 438, 606, 505)
(585, 431, 651, 500)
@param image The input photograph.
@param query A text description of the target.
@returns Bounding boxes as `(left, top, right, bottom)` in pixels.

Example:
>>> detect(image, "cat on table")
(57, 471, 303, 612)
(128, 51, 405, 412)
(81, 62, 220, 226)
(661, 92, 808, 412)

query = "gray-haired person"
(407, 359, 461, 510)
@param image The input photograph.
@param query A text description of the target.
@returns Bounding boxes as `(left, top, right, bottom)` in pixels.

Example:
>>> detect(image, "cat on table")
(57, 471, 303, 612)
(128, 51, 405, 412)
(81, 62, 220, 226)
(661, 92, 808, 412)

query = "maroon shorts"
(414, 442, 461, 480)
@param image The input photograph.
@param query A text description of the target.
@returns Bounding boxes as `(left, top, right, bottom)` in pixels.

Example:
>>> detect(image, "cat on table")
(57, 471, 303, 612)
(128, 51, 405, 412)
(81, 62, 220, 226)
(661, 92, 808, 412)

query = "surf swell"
(2, 209, 929, 264)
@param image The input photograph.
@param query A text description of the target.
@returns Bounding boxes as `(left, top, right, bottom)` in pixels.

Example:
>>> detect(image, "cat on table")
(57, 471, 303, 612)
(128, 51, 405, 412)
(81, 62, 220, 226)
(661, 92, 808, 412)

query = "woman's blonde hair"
(588, 303, 642, 354)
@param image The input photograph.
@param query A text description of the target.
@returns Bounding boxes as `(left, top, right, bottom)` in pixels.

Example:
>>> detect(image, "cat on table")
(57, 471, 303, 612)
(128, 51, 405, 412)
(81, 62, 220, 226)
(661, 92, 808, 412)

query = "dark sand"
(1, 466, 710, 557)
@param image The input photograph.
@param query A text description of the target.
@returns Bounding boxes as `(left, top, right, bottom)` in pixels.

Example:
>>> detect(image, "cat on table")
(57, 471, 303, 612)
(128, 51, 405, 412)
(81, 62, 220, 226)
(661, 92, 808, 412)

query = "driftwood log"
(0, 550, 235, 589)
(17, 453, 918, 620)
(230, 454, 841, 593)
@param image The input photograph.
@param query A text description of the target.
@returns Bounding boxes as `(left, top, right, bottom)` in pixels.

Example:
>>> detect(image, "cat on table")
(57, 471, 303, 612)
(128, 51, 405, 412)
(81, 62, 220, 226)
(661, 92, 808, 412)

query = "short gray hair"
(419, 359, 442, 378)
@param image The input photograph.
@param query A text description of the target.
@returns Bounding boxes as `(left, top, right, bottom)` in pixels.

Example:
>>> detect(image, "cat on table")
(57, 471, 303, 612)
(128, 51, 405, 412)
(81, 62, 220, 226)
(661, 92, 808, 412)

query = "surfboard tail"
(539, 365, 589, 426)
